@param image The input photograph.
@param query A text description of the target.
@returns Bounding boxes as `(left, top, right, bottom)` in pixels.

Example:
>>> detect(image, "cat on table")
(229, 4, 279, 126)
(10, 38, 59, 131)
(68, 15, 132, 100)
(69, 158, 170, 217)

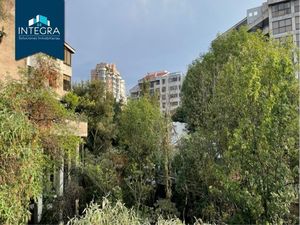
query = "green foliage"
(176, 28, 299, 224)
(0, 105, 44, 224)
(154, 199, 180, 220)
(82, 150, 123, 201)
(67, 199, 185, 225)
(119, 97, 163, 208)
(0, 54, 82, 223)
(62, 91, 80, 112)
(73, 80, 115, 154)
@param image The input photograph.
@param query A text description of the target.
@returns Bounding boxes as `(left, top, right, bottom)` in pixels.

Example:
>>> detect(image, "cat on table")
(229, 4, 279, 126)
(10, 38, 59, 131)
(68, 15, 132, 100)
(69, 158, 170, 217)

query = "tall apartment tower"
(226, 0, 299, 47)
(91, 62, 127, 103)
(129, 71, 184, 114)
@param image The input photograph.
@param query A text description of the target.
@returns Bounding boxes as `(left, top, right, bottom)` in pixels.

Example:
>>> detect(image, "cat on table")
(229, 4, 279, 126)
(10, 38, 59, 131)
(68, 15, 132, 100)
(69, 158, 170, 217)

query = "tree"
(118, 97, 163, 209)
(72, 80, 115, 154)
(175, 28, 299, 224)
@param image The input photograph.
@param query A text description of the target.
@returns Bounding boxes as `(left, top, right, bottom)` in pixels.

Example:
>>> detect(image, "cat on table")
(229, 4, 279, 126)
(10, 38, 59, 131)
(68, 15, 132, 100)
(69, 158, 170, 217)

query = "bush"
(67, 199, 186, 225)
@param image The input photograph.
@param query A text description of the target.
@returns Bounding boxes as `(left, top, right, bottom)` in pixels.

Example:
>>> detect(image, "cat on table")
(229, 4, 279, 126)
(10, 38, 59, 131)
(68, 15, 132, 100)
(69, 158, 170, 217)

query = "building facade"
(226, 0, 299, 47)
(91, 62, 127, 103)
(129, 71, 184, 114)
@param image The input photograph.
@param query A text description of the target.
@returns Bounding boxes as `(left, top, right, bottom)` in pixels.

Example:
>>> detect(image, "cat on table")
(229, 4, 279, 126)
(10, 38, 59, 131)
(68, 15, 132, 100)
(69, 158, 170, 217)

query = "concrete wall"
(0, 0, 26, 81)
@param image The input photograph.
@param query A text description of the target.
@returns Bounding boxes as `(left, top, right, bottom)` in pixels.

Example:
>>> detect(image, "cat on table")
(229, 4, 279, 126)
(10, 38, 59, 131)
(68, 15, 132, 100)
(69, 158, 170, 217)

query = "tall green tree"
(175, 28, 299, 224)
(118, 97, 163, 209)
(72, 80, 115, 154)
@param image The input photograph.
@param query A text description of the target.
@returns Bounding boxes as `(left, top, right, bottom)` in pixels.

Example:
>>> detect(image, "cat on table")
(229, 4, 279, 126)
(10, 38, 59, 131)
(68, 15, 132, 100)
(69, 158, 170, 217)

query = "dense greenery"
(67, 199, 189, 225)
(0, 28, 298, 224)
(0, 55, 81, 224)
(174, 28, 299, 224)
(0, 98, 44, 224)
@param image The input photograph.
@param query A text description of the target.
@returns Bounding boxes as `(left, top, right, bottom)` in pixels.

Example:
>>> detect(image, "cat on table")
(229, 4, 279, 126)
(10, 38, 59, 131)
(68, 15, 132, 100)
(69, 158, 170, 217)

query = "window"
(63, 74, 71, 91)
(295, 0, 299, 13)
(162, 103, 166, 108)
(271, 2, 291, 17)
(170, 93, 178, 98)
(296, 34, 300, 47)
(162, 87, 166, 92)
(156, 80, 160, 85)
(272, 18, 292, 35)
(162, 94, 166, 100)
(296, 16, 300, 30)
(27, 65, 33, 74)
(170, 102, 178, 107)
(168, 77, 178, 82)
(150, 81, 155, 88)
(162, 79, 165, 85)
(64, 48, 72, 66)
(169, 86, 178, 91)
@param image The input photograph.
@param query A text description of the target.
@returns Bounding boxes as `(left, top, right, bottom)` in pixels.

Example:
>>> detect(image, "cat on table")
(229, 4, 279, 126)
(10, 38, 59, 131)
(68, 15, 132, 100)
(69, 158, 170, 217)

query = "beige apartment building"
(91, 62, 127, 103)
(0, 0, 87, 223)
(130, 71, 184, 114)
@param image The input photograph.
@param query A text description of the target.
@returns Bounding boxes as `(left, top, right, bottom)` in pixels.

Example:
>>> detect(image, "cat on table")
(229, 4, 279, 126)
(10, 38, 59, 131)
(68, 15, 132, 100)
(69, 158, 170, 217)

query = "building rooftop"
(143, 70, 169, 81)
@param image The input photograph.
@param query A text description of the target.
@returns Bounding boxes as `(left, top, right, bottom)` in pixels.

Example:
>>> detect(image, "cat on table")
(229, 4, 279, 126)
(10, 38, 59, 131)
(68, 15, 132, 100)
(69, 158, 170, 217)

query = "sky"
(65, 0, 264, 91)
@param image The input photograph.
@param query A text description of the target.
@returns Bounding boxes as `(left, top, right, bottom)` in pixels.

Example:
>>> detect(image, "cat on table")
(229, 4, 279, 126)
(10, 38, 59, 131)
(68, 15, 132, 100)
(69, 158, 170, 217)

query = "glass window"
(162, 87, 166, 92)
(272, 18, 292, 35)
(272, 2, 291, 17)
(168, 77, 178, 82)
(295, 0, 299, 13)
(296, 16, 300, 30)
(63, 74, 71, 91)
(169, 86, 178, 91)
(64, 48, 72, 66)
(162, 79, 165, 84)
(170, 93, 178, 98)
(162, 95, 166, 100)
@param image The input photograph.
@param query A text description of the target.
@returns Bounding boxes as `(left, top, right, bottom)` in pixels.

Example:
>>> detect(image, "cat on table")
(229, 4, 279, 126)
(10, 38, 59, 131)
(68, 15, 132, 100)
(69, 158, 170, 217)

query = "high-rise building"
(91, 62, 127, 103)
(129, 71, 184, 114)
(225, 0, 299, 47)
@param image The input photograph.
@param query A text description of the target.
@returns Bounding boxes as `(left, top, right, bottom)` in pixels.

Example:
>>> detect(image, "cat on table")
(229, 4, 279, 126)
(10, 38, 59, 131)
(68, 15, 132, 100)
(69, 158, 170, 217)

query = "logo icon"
(15, 0, 65, 60)
(28, 15, 51, 27)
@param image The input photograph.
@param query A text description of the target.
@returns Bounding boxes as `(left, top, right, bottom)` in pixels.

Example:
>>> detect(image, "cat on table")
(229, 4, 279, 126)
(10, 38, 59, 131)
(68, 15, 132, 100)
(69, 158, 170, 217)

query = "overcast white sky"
(65, 0, 264, 90)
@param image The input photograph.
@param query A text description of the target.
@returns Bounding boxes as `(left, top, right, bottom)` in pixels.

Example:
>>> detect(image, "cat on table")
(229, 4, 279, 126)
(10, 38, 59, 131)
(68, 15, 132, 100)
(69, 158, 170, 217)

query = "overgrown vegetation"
(0, 55, 81, 224)
(0, 27, 298, 224)
(68, 199, 198, 225)
(174, 28, 299, 224)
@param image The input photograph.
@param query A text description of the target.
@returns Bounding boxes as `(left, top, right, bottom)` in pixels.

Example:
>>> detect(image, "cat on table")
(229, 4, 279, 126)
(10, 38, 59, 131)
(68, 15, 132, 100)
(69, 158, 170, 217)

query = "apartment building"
(0, 1, 87, 223)
(226, 0, 299, 47)
(129, 71, 184, 114)
(91, 62, 127, 103)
